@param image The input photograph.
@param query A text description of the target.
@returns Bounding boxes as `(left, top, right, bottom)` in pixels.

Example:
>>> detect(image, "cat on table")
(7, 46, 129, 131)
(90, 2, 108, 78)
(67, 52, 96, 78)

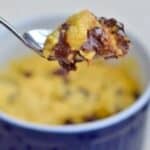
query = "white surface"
(0, 0, 149, 149)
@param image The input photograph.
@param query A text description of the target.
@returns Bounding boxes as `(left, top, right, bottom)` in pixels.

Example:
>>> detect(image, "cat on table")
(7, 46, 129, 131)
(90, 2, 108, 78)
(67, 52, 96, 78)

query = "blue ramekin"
(0, 16, 150, 150)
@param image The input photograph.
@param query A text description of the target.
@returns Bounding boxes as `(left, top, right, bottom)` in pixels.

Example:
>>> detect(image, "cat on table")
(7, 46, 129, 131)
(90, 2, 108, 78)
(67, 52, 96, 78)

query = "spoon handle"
(0, 17, 27, 45)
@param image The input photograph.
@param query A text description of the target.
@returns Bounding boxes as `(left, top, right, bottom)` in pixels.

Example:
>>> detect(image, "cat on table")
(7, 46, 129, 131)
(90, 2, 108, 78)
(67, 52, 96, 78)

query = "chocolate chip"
(61, 23, 69, 30)
(59, 61, 77, 72)
(133, 91, 140, 99)
(116, 33, 130, 52)
(83, 115, 97, 122)
(117, 22, 124, 31)
(64, 119, 74, 125)
(54, 43, 70, 59)
(22, 71, 32, 78)
(104, 18, 117, 27)
(53, 68, 68, 76)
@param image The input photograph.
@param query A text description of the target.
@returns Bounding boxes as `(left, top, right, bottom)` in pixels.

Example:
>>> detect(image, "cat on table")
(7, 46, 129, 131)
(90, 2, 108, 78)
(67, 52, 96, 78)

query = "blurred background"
(0, 0, 150, 46)
(0, 0, 149, 149)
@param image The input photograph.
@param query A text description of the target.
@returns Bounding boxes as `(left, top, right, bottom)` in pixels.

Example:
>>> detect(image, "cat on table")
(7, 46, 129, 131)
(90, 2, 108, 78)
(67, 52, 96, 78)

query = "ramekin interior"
(0, 15, 150, 133)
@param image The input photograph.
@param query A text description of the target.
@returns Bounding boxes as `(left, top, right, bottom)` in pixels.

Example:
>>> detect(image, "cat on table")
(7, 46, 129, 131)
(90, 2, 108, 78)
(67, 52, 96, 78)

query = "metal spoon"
(0, 17, 52, 58)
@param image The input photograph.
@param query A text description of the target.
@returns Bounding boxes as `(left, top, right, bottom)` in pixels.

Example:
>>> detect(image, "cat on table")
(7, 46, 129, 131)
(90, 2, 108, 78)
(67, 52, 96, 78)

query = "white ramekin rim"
(0, 15, 150, 133)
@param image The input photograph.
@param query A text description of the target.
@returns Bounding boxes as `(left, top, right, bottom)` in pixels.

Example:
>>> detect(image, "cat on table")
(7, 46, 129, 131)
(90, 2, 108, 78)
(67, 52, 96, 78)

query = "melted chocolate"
(53, 68, 68, 76)
(99, 17, 130, 56)
(100, 17, 117, 27)
(81, 17, 130, 58)
(61, 23, 69, 30)
(52, 24, 81, 72)
(51, 18, 130, 71)
(54, 28, 70, 60)
(81, 27, 105, 54)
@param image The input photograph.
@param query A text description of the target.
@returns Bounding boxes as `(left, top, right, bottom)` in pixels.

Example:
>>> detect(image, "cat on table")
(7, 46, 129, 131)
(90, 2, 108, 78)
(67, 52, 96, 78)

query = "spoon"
(0, 17, 53, 59)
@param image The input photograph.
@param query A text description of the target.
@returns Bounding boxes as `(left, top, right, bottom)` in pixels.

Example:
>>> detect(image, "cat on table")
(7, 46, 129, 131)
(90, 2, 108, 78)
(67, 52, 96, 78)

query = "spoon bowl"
(0, 17, 52, 58)
(23, 29, 51, 54)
